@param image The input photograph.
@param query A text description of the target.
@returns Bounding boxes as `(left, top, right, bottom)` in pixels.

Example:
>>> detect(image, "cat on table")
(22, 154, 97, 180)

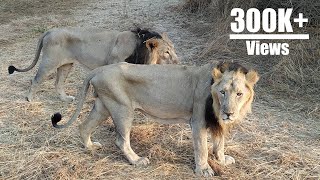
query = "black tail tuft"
(51, 113, 62, 128)
(8, 65, 17, 74)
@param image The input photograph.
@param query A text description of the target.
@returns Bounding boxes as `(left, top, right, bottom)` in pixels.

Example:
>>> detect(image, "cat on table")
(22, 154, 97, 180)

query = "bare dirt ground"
(0, 0, 319, 179)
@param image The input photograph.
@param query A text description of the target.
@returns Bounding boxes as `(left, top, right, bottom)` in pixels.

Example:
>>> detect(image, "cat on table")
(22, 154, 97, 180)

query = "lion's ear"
(212, 68, 222, 81)
(246, 70, 259, 85)
(161, 32, 168, 39)
(146, 39, 159, 50)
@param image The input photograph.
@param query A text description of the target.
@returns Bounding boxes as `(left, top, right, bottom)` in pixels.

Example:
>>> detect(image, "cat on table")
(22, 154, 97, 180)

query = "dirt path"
(0, 0, 319, 179)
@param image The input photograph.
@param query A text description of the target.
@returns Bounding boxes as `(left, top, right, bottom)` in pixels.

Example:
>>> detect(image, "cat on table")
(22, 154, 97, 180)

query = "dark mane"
(125, 28, 162, 64)
(205, 78, 224, 137)
(217, 61, 248, 74)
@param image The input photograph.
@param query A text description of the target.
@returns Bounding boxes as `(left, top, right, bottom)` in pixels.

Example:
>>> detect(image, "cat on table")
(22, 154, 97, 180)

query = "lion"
(8, 28, 179, 102)
(51, 61, 259, 177)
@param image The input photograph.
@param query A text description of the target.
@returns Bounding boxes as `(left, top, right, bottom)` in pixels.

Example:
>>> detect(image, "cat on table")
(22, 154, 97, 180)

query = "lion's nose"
(224, 111, 234, 117)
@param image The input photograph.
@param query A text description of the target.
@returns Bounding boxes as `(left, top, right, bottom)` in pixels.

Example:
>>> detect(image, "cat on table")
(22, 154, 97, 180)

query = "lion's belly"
(138, 105, 192, 120)
(139, 109, 191, 124)
(132, 92, 194, 122)
(67, 37, 117, 70)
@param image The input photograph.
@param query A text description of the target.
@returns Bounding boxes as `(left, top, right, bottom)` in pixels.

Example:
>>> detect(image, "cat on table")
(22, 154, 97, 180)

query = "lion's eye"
(165, 51, 170, 55)
(237, 92, 243, 97)
(220, 90, 225, 95)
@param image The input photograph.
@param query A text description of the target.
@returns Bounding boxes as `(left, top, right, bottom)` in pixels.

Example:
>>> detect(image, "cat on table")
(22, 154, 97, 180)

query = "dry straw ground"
(1, 0, 319, 179)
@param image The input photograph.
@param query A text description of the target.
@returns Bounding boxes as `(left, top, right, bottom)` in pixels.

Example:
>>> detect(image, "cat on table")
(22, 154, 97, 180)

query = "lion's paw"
(87, 142, 102, 150)
(195, 166, 215, 177)
(225, 155, 235, 165)
(133, 157, 150, 167)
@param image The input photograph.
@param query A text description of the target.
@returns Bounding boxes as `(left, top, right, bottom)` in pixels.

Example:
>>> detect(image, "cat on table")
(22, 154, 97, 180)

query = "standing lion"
(52, 62, 259, 177)
(8, 28, 179, 102)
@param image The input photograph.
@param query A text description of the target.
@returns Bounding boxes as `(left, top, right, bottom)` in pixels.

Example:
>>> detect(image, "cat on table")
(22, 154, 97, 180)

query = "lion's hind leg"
(108, 104, 150, 166)
(55, 63, 75, 102)
(79, 98, 109, 150)
(26, 58, 58, 102)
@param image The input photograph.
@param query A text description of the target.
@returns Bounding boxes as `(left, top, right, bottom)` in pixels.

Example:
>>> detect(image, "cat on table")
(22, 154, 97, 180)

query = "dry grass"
(0, 0, 319, 179)
(182, 0, 320, 118)
(180, 0, 320, 179)
(182, 0, 320, 25)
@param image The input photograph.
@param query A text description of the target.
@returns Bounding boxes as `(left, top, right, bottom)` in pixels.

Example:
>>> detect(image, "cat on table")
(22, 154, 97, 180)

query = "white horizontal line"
(229, 34, 309, 40)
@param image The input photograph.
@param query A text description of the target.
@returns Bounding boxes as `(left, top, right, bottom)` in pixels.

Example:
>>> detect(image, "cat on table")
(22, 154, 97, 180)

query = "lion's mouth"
(222, 114, 235, 122)
(223, 117, 233, 121)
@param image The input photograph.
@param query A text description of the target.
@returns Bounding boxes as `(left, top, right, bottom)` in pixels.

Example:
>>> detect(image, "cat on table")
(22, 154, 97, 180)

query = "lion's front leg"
(191, 119, 215, 177)
(212, 135, 235, 166)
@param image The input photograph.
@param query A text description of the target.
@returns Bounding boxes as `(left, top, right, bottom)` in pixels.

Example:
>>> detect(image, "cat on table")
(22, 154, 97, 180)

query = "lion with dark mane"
(51, 61, 259, 177)
(8, 28, 178, 102)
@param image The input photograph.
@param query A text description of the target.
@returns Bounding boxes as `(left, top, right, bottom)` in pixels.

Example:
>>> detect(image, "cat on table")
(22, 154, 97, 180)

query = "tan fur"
(9, 28, 178, 102)
(53, 62, 258, 177)
(210, 64, 259, 166)
(146, 33, 177, 64)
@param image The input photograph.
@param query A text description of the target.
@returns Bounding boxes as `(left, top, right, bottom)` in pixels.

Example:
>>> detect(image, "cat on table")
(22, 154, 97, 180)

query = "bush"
(183, 0, 320, 26)
(181, 0, 320, 117)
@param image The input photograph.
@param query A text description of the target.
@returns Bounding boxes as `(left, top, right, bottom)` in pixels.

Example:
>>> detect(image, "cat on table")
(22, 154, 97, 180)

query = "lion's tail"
(51, 71, 97, 129)
(8, 31, 50, 74)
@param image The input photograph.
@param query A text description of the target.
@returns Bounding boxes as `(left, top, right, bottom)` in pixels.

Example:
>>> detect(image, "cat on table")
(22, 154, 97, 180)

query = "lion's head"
(145, 33, 179, 64)
(207, 62, 259, 135)
(125, 30, 179, 65)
